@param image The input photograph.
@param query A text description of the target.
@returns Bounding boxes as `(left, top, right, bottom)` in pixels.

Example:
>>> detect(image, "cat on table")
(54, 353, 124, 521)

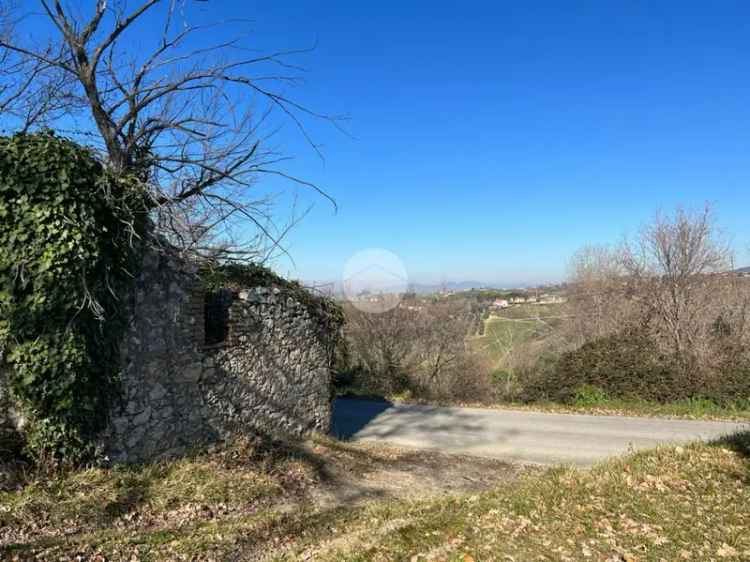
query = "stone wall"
(98, 247, 340, 463)
(200, 287, 335, 440)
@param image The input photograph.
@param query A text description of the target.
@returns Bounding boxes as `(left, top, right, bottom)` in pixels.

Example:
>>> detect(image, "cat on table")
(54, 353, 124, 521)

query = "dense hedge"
(0, 133, 144, 464)
(520, 329, 750, 405)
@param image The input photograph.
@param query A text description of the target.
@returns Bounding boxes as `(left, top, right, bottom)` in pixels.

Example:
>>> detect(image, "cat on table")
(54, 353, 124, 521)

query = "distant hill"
(735, 266, 750, 274)
(407, 281, 491, 294)
(319, 280, 501, 297)
(315, 279, 563, 297)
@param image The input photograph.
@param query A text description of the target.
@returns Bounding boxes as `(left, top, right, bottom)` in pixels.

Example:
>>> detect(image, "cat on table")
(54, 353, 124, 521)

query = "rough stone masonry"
(98, 248, 341, 463)
(0, 247, 341, 464)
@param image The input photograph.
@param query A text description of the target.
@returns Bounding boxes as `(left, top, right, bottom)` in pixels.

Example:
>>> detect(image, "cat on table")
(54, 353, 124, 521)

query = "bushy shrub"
(0, 132, 144, 464)
(520, 329, 682, 403)
(427, 352, 495, 403)
(519, 328, 750, 405)
(708, 342, 750, 405)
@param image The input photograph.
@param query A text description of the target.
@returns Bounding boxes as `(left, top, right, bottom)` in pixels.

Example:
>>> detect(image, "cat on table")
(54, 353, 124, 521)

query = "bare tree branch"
(0, 0, 343, 263)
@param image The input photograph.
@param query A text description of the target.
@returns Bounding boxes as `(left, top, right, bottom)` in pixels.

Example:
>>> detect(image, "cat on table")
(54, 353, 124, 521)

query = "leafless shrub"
(342, 304, 418, 396)
(342, 299, 494, 402)
(565, 244, 635, 345)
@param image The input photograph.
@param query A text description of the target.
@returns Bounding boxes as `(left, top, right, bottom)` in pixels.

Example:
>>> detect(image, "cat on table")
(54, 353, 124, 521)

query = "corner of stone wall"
(102, 248, 339, 463)
(101, 245, 212, 463)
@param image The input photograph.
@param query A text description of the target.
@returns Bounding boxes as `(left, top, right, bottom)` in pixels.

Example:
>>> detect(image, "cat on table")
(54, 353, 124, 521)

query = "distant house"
(491, 298, 510, 309)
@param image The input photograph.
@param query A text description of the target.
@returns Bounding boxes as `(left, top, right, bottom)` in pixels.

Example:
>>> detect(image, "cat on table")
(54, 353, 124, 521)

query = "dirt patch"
(306, 438, 534, 507)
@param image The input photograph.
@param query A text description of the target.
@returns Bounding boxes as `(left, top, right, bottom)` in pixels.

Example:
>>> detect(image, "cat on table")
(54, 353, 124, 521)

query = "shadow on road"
(331, 397, 394, 439)
(331, 398, 520, 455)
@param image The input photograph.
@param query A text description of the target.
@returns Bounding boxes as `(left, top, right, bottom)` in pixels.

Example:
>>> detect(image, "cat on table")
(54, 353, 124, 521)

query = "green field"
(471, 316, 544, 364)
(470, 303, 565, 364)
(471, 306, 556, 358)
(493, 303, 562, 320)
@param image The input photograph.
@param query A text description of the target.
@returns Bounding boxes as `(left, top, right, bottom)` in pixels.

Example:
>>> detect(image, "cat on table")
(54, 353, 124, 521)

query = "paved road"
(331, 398, 747, 466)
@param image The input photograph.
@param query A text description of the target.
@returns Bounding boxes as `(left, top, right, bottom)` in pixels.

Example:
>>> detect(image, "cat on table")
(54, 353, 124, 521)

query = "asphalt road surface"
(332, 398, 747, 466)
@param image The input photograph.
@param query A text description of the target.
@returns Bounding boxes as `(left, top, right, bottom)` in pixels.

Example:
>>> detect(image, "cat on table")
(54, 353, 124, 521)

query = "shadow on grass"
(0, 429, 393, 547)
(715, 430, 750, 458)
(1, 499, 364, 560)
(97, 432, 370, 519)
(0, 433, 399, 560)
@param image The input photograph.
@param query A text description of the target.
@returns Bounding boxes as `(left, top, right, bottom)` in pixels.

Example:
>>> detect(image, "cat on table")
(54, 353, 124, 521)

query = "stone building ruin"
(1, 247, 342, 464)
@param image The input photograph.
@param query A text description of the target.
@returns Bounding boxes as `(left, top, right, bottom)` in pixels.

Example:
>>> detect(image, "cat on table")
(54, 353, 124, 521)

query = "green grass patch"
(480, 396, 750, 421)
(471, 316, 543, 364)
(0, 450, 282, 533)
(567, 393, 750, 420)
(493, 303, 564, 320)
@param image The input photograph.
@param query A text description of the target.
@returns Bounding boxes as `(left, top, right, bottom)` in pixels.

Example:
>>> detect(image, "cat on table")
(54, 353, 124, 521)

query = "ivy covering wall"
(0, 132, 144, 464)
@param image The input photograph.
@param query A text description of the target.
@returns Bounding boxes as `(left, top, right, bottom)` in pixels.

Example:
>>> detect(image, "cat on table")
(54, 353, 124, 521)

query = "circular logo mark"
(342, 248, 409, 313)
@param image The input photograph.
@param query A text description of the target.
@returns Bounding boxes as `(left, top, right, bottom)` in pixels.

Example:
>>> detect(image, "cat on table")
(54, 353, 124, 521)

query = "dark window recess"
(204, 289, 234, 345)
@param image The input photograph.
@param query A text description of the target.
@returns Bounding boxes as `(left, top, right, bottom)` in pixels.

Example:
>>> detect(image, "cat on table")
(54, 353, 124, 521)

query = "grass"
(0, 436, 320, 560)
(2, 433, 750, 560)
(493, 303, 564, 320)
(563, 393, 750, 420)
(276, 433, 750, 561)
(470, 303, 565, 364)
(470, 316, 544, 364)
(470, 395, 750, 422)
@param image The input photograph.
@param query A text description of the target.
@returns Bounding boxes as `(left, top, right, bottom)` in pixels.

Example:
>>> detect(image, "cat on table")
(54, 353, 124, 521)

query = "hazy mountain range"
(306, 280, 510, 296)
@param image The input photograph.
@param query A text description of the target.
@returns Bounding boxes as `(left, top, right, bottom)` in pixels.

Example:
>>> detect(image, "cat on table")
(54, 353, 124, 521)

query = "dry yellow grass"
(278, 433, 750, 561)
(1, 433, 749, 561)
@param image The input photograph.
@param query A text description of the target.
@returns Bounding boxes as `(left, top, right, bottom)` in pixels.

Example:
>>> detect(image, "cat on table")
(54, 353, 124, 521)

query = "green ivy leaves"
(0, 132, 145, 465)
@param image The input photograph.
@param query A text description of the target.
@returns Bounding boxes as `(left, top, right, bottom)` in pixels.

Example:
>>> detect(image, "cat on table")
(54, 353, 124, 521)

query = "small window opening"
(204, 289, 233, 346)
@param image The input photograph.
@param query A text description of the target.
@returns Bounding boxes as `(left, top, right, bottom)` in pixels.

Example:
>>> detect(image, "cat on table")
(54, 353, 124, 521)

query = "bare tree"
(0, 1, 342, 261)
(414, 300, 477, 390)
(515, 206, 748, 403)
(343, 304, 419, 395)
(566, 244, 630, 344)
(0, 1, 77, 130)
(621, 205, 732, 361)
(343, 300, 493, 401)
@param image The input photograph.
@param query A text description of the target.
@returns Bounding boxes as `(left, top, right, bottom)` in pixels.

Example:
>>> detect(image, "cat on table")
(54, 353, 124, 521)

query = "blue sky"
(24, 1, 750, 285)
(237, 0, 750, 285)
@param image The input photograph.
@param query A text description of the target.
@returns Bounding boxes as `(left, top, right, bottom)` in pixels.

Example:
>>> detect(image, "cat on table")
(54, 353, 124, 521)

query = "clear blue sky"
(30, 2, 750, 285)
(238, 0, 750, 286)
